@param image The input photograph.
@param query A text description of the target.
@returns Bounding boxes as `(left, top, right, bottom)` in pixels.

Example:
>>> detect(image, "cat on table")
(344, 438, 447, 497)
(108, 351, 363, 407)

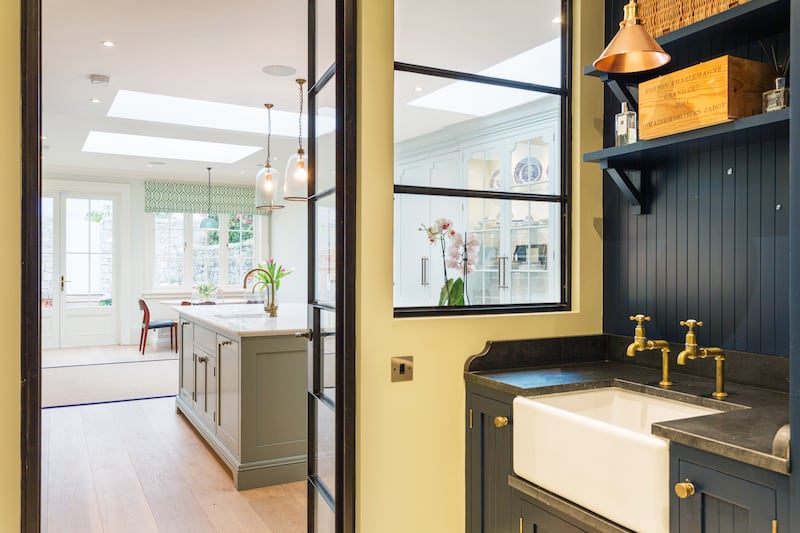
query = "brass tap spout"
(676, 319, 702, 365)
(243, 268, 277, 317)
(676, 319, 727, 399)
(626, 314, 672, 387)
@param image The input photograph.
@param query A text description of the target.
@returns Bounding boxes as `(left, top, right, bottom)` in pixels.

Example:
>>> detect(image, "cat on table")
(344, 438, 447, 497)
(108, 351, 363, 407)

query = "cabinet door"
(216, 335, 240, 456)
(675, 460, 776, 532)
(520, 499, 586, 533)
(195, 346, 217, 429)
(179, 320, 195, 405)
(467, 393, 512, 533)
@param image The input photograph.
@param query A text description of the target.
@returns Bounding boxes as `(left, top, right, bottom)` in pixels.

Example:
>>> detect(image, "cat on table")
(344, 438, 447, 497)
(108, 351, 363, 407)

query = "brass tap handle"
(674, 481, 696, 499)
(629, 314, 651, 325)
(494, 416, 509, 428)
(679, 319, 703, 331)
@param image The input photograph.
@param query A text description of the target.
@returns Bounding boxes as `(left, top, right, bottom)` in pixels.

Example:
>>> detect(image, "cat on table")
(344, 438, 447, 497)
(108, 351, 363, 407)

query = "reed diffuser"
(760, 42, 790, 113)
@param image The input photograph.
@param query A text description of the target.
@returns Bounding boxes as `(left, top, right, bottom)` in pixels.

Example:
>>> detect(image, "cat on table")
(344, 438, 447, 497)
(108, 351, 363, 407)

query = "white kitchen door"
(41, 192, 117, 348)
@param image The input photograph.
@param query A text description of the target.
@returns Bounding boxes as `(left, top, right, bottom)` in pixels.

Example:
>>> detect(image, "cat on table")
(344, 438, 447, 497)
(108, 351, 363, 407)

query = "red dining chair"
(138, 299, 178, 354)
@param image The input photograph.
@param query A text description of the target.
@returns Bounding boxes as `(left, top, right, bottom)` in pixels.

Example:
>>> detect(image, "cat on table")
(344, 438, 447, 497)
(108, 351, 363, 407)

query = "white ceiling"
(42, 0, 562, 185)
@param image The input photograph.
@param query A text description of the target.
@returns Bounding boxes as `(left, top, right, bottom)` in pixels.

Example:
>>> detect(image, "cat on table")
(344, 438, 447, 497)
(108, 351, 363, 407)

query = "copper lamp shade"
(593, 0, 671, 73)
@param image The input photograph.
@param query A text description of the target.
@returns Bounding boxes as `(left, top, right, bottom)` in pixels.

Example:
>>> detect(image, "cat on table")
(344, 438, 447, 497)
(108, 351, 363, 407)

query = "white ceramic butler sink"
(513, 387, 722, 533)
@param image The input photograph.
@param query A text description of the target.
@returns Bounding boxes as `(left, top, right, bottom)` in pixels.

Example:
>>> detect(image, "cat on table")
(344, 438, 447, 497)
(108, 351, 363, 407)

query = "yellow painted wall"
(356, 1, 604, 531)
(0, 0, 22, 530)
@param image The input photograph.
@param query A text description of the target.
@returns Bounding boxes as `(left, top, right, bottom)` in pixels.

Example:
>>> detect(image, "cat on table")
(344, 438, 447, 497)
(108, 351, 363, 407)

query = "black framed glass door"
(307, 0, 356, 531)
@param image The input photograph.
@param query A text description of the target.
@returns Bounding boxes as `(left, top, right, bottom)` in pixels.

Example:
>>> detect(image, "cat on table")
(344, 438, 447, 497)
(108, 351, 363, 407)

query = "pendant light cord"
(265, 104, 273, 161)
(296, 79, 305, 151)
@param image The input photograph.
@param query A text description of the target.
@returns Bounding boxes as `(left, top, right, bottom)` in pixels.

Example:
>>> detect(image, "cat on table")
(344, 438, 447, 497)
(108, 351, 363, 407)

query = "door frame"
(21, 0, 43, 528)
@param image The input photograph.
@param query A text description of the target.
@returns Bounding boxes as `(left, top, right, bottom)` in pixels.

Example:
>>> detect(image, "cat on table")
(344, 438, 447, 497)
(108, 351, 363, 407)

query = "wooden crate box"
(638, 55, 774, 140)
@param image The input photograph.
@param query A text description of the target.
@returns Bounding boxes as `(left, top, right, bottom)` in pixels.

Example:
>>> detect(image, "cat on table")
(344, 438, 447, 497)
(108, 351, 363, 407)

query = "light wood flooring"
(42, 396, 306, 533)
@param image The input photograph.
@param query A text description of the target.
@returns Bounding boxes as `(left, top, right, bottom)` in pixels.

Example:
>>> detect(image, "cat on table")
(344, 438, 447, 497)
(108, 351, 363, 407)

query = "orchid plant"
(255, 258, 293, 291)
(420, 217, 480, 306)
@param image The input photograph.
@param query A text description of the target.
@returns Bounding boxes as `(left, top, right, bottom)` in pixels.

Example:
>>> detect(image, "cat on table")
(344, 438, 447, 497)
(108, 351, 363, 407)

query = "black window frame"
(392, 0, 573, 318)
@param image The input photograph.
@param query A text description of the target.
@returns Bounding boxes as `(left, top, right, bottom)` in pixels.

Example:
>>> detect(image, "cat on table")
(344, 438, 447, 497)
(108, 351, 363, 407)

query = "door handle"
(60, 275, 70, 291)
(295, 329, 312, 340)
(497, 256, 508, 289)
(421, 256, 429, 286)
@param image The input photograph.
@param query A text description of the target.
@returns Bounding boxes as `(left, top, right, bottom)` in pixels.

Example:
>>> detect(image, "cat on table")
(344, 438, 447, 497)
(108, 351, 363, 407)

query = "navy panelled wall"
(601, 0, 791, 356)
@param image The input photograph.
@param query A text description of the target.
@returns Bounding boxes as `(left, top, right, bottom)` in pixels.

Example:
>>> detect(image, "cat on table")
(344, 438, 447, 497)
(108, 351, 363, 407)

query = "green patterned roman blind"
(144, 181, 265, 216)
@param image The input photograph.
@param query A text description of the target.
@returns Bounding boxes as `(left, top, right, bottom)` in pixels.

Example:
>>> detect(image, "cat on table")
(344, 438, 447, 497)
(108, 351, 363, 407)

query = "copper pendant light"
(593, 0, 670, 74)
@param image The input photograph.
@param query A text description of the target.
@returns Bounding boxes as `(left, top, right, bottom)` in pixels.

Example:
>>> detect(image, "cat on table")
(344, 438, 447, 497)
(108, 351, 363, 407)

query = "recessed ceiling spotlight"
(90, 98, 101, 103)
(552, 16, 562, 23)
(90, 74, 110, 86)
(101, 40, 115, 47)
(262, 64, 297, 77)
(414, 86, 424, 92)
(272, 156, 278, 161)
(148, 161, 166, 167)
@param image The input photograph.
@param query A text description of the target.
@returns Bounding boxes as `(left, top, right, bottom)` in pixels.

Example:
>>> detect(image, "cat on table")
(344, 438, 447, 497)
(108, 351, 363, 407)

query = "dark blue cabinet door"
(520, 499, 587, 533)
(467, 392, 512, 533)
(675, 460, 776, 532)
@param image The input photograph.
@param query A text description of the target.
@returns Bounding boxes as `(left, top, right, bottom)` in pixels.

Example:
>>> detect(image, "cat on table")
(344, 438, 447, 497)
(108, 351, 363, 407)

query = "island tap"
(676, 319, 727, 399)
(243, 267, 277, 317)
(626, 314, 672, 387)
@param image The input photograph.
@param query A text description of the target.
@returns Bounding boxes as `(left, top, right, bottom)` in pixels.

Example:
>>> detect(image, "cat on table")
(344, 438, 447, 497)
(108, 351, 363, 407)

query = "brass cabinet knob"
(494, 416, 509, 428)
(674, 481, 696, 499)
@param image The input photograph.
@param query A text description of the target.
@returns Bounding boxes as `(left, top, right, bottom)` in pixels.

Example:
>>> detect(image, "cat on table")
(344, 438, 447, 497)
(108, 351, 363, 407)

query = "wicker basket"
(637, 0, 750, 38)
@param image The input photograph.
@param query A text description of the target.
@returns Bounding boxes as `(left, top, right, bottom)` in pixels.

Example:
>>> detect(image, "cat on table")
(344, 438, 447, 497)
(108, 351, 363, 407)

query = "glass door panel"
(315, 193, 336, 306)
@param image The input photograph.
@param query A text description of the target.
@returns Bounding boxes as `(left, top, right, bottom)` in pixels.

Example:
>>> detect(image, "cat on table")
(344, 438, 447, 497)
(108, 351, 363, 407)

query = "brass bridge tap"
(677, 319, 727, 399)
(243, 268, 278, 317)
(626, 314, 672, 387)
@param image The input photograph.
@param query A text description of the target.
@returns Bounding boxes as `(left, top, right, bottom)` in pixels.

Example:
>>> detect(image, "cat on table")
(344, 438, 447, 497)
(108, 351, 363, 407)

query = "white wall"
(268, 203, 309, 304)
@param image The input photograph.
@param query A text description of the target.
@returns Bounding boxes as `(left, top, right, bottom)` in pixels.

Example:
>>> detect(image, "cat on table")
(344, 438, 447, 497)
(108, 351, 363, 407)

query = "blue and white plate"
(513, 156, 543, 185)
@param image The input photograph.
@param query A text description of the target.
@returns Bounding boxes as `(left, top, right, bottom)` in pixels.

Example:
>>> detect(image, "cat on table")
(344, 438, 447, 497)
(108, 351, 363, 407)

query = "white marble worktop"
(175, 302, 309, 338)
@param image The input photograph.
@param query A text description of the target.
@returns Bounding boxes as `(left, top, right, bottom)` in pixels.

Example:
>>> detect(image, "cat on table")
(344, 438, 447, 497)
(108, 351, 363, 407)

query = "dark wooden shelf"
(583, 108, 789, 165)
(584, 0, 789, 78)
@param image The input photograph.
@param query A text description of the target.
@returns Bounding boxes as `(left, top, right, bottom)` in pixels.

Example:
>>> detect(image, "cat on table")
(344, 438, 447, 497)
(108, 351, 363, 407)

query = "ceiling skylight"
(81, 131, 261, 163)
(408, 38, 561, 116)
(107, 90, 336, 136)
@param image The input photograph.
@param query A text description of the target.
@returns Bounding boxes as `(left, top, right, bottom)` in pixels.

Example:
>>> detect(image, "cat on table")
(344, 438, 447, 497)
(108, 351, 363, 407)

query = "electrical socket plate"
(391, 356, 413, 382)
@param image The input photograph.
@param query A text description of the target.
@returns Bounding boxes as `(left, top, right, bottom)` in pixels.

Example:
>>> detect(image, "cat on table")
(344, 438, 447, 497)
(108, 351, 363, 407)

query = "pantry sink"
(513, 387, 724, 533)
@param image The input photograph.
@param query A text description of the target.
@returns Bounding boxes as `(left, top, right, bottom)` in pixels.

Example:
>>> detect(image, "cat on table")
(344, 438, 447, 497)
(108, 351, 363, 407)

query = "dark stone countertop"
(466, 360, 790, 474)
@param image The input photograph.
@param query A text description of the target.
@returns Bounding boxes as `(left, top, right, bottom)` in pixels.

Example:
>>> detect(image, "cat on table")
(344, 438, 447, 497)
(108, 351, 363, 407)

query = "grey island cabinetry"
(175, 303, 308, 490)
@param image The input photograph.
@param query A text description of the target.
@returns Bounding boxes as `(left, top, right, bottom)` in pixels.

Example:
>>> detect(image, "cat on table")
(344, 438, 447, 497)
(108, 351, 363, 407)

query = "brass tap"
(676, 319, 727, 399)
(243, 268, 278, 317)
(625, 314, 672, 387)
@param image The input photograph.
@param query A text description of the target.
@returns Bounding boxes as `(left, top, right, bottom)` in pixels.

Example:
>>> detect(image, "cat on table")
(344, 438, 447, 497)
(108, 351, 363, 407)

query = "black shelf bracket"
(600, 161, 646, 215)
(605, 78, 638, 112)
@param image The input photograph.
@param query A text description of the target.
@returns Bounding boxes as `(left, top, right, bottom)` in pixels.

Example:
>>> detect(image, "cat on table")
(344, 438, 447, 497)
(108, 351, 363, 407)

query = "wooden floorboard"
(43, 397, 306, 532)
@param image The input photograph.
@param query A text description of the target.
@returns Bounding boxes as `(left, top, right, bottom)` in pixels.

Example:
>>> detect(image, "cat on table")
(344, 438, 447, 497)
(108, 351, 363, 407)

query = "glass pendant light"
(199, 167, 219, 229)
(284, 78, 308, 202)
(255, 103, 284, 210)
(593, 0, 670, 73)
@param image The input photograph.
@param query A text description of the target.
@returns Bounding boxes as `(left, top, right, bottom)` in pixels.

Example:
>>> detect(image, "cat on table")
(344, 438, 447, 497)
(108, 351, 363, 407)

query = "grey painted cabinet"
(176, 315, 307, 490)
(670, 443, 789, 532)
(178, 319, 194, 405)
(466, 382, 513, 533)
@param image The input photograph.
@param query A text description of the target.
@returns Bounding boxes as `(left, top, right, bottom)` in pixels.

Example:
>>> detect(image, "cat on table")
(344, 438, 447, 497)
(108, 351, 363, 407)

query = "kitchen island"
(175, 302, 309, 490)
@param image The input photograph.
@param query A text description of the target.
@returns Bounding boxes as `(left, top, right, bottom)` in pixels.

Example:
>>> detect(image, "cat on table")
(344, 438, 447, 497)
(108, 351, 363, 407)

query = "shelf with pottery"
(175, 302, 309, 490)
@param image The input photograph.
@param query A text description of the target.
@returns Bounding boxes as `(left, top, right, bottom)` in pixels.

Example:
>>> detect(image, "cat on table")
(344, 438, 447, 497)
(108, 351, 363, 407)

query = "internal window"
(393, 0, 571, 315)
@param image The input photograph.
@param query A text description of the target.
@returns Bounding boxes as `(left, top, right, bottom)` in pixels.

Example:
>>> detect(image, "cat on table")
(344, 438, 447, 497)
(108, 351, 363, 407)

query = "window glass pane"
(227, 213, 254, 285)
(64, 198, 113, 307)
(315, 194, 336, 305)
(192, 214, 220, 287)
(154, 212, 185, 287)
(315, 0, 336, 76)
(315, 75, 337, 193)
(314, 489, 335, 533)
(395, 72, 561, 191)
(394, 194, 561, 307)
(320, 308, 336, 403)
(395, 0, 564, 87)
(315, 398, 336, 500)
(41, 197, 54, 308)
